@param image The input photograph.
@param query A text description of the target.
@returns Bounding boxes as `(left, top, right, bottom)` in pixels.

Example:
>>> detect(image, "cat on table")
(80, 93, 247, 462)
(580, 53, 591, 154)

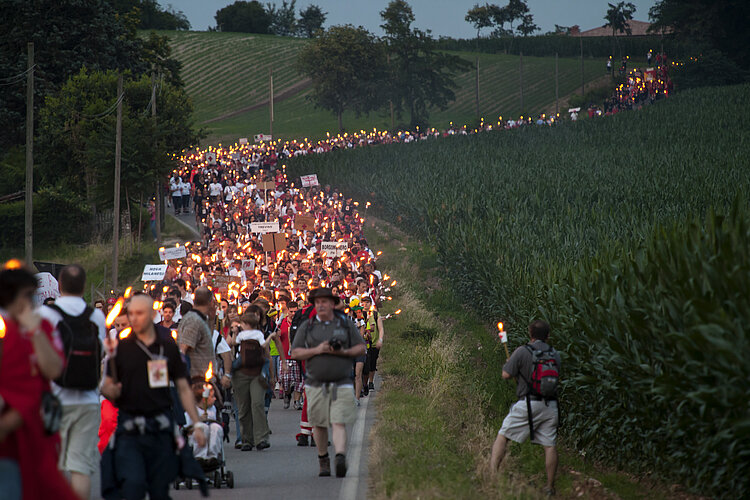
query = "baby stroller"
(175, 379, 235, 490)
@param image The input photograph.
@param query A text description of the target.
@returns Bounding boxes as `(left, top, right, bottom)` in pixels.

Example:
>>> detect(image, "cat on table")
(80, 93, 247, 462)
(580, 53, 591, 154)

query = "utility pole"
(555, 52, 559, 115)
(519, 51, 524, 114)
(387, 53, 394, 129)
(112, 74, 123, 292)
(475, 56, 480, 117)
(580, 35, 585, 96)
(269, 69, 274, 138)
(24, 42, 34, 267)
(152, 70, 162, 245)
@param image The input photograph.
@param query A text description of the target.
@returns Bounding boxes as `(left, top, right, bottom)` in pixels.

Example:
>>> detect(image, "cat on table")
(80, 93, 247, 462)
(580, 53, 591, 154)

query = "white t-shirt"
(212, 330, 231, 356)
(40, 296, 107, 406)
(235, 329, 265, 353)
(180, 181, 191, 196)
(209, 182, 223, 197)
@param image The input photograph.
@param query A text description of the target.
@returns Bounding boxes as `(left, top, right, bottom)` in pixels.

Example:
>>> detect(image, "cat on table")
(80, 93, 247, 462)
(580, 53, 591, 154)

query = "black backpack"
(289, 304, 315, 345)
(50, 305, 102, 390)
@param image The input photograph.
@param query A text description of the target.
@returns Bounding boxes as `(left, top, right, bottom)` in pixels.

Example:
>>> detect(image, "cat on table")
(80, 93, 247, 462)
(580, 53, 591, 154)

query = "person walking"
(177, 287, 215, 378)
(100, 294, 205, 500)
(39, 264, 106, 500)
(491, 320, 561, 496)
(291, 288, 365, 478)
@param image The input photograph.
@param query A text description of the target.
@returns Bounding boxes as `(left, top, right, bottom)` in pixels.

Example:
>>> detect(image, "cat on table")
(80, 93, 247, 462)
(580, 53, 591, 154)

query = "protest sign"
(568, 107, 581, 113)
(206, 152, 217, 165)
(294, 215, 316, 231)
(254, 134, 273, 143)
(158, 246, 187, 261)
(241, 259, 256, 272)
(262, 233, 287, 253)
(141, 264, 168, 281)
(230, 152, 241, 161)
(239, 137, 248, 145)
(33, 261, 66, 280)
(321, 241, 348, 257)
(256, 181, 276, 191)
(208, 274, 242, 290)
(35, 272, 59, 304)
(300, 174, 319, 187)
(251, 221, 280, 234)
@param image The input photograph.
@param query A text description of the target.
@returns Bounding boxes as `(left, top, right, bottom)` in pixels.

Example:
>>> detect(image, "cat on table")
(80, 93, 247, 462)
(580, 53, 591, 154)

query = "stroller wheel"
(214, 470, 222, 489)
(186, 478, 193, 490)
(227, 470, 234, 489)
(174, 480, 180, 490)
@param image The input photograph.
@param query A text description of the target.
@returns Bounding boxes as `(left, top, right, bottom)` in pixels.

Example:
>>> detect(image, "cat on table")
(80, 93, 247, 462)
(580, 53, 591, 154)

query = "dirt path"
(542, 74, 613, 114)
(203, 78, 312, 124)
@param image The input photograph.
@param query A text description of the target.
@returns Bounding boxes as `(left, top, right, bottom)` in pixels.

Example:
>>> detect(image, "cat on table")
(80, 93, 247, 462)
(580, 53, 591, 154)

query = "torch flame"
(394, 309, 402, 315)
(497, 322, 504, 332)
(205, 362, 213, 382)
(0, 315, 6, 339)
(119, 327, 132, 339)
(390, 280, 397, 287)
(171, 329, 177, 340)
(124, 286, 133, 299)
(106, 298, 124, 328)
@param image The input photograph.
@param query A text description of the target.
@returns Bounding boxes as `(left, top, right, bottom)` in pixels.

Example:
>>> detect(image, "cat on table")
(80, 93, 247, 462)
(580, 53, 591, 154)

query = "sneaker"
(284, 400, 290, 409)
(363, 385, 369, 396)
(355, 399, 361, 407)
(241, 444, 253, 451)
(234, 441, 243, 449)
(319, 454, 331, 477)
(297, 435, 308, 447)
(335, 453, 347, 477)
(543, 487, 556, 497)
(256, 441, 270, 451)
(368, 382, 375, 391)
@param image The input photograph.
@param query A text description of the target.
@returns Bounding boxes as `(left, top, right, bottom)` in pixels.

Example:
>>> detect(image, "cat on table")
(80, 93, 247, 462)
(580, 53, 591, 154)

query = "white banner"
(158, 246, 187, 261)
(300, 174, 319, 187)
(35, 272, 59, 304)
(254, 134, 273, 143)
(141, 264, 168, 281)
(241, 259, 256, 272)
(205, 152, 217, 165)
(239, 137, 248, 145)
(250, 221, 280, 234)
(321, 241, 348, 257)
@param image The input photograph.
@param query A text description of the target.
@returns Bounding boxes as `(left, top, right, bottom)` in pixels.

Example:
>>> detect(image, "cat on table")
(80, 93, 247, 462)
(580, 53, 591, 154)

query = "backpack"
(524, 344, 559, 400)
(289, 305, 315, 345)
(238, 339, 266, 376)
(50, 304, 102, 390)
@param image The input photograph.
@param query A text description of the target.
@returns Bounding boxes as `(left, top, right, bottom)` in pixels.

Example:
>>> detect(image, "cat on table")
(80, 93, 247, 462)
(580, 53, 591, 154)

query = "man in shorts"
(291, 288, 366, 478)
(491, 320, 561, 496)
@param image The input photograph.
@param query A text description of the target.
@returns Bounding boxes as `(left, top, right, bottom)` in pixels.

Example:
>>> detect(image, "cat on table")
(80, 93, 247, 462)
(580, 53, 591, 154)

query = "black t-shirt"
(107, 331, 188, 416)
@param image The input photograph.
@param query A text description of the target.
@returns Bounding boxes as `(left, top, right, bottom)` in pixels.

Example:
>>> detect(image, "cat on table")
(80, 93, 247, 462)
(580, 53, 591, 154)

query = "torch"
(203, 362, 213, 419)
(105, 298, 126, 381)
(497, 322, 510, 360)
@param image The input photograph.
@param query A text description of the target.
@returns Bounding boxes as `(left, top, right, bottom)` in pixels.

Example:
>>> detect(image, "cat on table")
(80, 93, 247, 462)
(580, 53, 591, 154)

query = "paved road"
(172, 382, 378, 500)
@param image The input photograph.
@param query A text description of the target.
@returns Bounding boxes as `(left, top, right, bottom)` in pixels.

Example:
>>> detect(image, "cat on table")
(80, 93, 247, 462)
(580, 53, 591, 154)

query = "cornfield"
(287, 83, 750, 497)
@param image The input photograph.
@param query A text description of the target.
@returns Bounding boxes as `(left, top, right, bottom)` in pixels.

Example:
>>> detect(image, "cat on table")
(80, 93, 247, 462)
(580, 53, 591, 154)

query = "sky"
(169, 0, 658, 38)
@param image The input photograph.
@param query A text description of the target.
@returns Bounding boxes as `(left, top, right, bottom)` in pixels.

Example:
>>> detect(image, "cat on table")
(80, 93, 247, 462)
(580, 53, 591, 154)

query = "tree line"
(0, 0, 201, 249)
(214, 1, 328, 38)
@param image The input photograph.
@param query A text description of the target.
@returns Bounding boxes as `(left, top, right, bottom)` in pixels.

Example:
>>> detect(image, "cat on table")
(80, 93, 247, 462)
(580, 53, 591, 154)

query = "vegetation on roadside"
(290, 84, 750, 497)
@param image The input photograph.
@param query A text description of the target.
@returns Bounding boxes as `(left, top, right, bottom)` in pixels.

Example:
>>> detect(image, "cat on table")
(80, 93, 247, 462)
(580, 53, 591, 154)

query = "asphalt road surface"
(172, 382, 378, 500)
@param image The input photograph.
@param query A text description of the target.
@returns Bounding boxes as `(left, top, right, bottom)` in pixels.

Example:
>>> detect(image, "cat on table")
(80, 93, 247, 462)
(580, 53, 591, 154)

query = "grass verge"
(365, 217, 701, 500)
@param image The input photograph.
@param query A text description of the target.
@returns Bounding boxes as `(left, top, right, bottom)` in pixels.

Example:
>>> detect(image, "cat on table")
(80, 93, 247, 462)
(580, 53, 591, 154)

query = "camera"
(329, 338, 343, 351)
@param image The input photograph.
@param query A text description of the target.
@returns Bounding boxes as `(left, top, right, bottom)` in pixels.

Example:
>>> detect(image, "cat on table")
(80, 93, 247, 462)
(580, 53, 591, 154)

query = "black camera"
(329, 338, 343, 351)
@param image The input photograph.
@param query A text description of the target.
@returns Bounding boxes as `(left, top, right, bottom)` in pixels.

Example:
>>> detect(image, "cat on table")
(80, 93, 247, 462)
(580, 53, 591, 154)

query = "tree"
(267, 0, 298, 36)
(298, 4, 327, 37)
(37, 69, 201, 219)
(465, 4, 495, 38)
(517, 13, 538, 36)
(111, 0, 191, 30)
(0, 0, 147, 150)
(381, 0, 471, 127)
(297, 25, 386, 131)
(215, 1, 271, 33)
(604, 2, 636, 37)
(649, 0, 750, 70)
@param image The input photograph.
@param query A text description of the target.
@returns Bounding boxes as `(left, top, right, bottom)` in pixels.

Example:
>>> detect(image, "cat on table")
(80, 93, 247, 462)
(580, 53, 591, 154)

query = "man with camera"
(291, 288, 366, 478)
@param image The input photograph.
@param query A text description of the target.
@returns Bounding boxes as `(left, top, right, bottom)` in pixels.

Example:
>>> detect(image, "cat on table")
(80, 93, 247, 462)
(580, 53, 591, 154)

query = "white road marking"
(339, 394, 370, 500)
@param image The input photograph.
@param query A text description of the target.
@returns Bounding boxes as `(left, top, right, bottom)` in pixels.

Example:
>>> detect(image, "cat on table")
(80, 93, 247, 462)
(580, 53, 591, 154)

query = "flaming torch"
(497, 322, 510, 359)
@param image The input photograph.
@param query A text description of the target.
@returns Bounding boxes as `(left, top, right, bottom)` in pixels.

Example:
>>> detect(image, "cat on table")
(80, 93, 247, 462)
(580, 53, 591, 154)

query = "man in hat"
(291, 288, 365, 478)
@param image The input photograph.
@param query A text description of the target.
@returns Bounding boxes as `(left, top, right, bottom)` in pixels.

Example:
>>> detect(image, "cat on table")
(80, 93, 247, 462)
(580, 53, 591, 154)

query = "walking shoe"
(234, 441, 243, 449)
(256, 441, 270, 451)
(543, 487, 556, 497)
(241, 444, 253, 451)
(355, 399, 361, 407)
(297, 435, 308, 447)
(335, 453, 347, 477)
(294, 401, 302, 410)
(368, 382, 375, 391)
(284, 400, 290, 409)
(363, 385, 369, 396)
(318, 454, 331, 477)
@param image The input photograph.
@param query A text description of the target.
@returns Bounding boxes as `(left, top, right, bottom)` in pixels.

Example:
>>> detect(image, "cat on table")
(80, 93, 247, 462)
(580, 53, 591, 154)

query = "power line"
(0, 64, 37, 86)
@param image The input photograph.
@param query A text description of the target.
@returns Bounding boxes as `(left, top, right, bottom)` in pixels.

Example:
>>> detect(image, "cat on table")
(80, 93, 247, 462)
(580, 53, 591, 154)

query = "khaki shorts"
(306, 384, 357, 427)
(58, 404, 101, 475)
(499, 399, 558, 447)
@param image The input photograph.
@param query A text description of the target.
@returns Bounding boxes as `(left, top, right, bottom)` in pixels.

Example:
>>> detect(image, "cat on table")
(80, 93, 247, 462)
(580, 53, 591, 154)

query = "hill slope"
(161, 31, 624, 143)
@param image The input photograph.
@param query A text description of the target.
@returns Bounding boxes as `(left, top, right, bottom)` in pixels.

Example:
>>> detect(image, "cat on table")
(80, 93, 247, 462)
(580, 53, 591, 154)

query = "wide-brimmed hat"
(308, 287, 340, 304)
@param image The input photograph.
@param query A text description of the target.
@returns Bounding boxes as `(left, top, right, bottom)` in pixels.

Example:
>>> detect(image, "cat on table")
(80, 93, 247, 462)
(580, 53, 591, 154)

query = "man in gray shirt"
(490, 320, 561, 496)
(291, 288, 365, 478)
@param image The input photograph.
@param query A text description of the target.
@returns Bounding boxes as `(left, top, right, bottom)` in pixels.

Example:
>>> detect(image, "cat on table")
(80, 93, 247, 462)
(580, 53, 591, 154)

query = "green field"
(285, 84, 750, 497)
(158, 31, 621, 144)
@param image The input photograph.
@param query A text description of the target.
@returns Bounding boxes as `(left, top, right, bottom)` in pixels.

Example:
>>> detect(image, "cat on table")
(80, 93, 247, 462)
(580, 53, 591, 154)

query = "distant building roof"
(579, 20, 667, 37)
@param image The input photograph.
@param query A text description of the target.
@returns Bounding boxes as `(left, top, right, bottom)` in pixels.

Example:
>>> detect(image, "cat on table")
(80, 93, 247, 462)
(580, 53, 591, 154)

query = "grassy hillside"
(158, 31, 624, 143)
(284, 84, 750, 497)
